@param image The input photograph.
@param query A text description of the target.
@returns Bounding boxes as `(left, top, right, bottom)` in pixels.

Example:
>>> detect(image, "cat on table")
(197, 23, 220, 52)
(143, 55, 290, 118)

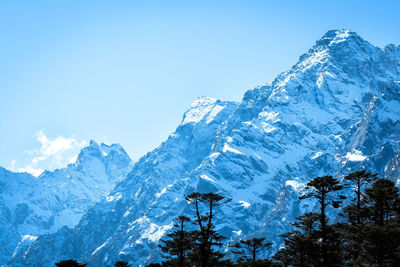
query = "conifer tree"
(115, 261, 130, 267)
(231, 237, 272, 262)
(55, 259, 87, 267)
(159, 216, 192, 267)
(273, 173, 400, 266)
(299, 176, 344, 266)
(273, 212, 320, 267)
(272, 249, 290, 267)
(360, 178, 400, 265)
(185, 192, 231, 267)
(341, 170, 377, 262)
(344, 170, 377, 225)
(363, 178, 400, 226)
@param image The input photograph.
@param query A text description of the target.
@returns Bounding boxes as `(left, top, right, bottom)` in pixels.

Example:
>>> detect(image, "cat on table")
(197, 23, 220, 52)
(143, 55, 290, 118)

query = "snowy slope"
(0, 141, 132, 265)
(11, 30, 400, 266)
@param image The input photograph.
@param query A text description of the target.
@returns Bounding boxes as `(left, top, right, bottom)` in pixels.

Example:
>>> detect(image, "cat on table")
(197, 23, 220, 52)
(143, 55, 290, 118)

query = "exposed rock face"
(9, 30, 400, 266)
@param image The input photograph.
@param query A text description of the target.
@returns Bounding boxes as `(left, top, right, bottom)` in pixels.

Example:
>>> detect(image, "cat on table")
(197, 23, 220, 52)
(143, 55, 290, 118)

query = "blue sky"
(1, 0, 399, 175)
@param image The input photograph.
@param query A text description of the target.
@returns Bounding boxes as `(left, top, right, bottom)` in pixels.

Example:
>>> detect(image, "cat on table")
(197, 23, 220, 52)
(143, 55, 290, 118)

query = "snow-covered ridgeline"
(10, 29, 400, 266)
(0, 141, 133, 265)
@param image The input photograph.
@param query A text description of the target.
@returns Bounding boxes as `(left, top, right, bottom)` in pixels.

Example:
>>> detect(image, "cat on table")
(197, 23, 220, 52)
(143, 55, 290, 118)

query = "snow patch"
(333, 134, 343, 143)
(239, 201, 250, 209)
(21, 235, 37, 242)
(345, 150, 367, 162)
(200, 174, 216, 183)
(285, 180, 305, 192)
(107, 193, 122, 202)
(232, 230, 242, 236)
(259, 111, 280, 122)
(156, 188, 167, 198)
(316, 73, 325, 88)
(206, 105, 225, 124)
(92, 240, 109, 256)
(330, 29, 351, 44)
(299, 50, 329, 72)
(222, 143, 243, 154)
(311, 152, 323, 160)
(140, 223, 173, 243)
(209, 152, 220, 160)
(12, 235, 38, 258)
(260, 122, 277, 133)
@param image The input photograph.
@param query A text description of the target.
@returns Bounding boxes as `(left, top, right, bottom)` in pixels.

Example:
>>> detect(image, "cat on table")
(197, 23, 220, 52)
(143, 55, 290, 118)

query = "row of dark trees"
(55, 260, 129, 267)
(147, 192, 276, 267)
(273, 171, 400, 266)
(55, 170, 400, 266)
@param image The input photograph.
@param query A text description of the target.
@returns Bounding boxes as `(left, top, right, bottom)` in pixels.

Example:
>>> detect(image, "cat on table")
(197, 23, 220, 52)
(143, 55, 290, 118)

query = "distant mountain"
(0, 141, 132, 265)
(10, 29, 400, 266)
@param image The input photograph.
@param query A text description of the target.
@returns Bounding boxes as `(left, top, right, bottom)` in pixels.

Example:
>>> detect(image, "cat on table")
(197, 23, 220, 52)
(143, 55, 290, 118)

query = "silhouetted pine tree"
(185, 192, 231, 267)
(273, 212, 320, 267)
(234, 259, 278, 266)
(340, 170, 377, 263)
(272, 249, 290, 267)
(55, 259, 87, 267)
(273, 172, 400, 266)
(359, 178, 400, 265)
(299, 176, 344, 266)
(231, 237, 272, 262)
(159, 216, 192, 267)
(115, 260, 130, 267)
(344, 170, 378, 225)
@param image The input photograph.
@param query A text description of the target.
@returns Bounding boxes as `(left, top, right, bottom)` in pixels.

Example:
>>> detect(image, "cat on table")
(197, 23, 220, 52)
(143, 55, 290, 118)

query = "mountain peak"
(315, 29, 361, 47)
(181, 96, 219, 125)
(75, 140, 130, 166)
(99, 142, 127, 157)
(181, 96, 238, 126)
(190, 96, 218, 107)
(89, 139, 98, 146)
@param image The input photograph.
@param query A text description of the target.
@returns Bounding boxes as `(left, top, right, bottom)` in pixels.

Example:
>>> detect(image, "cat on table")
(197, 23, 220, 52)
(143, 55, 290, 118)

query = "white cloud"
(11, 131, 87, 177)
(10, 159, 17, 167)
(17, 166, 44, 177)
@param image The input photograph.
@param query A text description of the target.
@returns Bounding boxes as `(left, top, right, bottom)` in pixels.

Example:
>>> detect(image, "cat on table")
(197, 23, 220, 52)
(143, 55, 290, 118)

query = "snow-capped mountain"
(10, 29, 400, 266)
(0, 141, 132, 265)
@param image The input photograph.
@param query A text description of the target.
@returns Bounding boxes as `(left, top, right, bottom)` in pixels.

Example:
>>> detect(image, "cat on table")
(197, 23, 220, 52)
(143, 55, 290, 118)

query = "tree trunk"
(321, 192, 327, 267)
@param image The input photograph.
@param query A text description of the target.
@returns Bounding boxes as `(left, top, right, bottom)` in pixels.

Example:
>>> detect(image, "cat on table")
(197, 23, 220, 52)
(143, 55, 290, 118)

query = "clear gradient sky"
(1, 0, 399, 175)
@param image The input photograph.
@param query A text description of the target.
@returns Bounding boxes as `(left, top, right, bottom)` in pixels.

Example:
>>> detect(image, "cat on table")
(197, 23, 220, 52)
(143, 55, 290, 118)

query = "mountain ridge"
(0, 141, 133, 265)
(8, 29, 400, 266)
